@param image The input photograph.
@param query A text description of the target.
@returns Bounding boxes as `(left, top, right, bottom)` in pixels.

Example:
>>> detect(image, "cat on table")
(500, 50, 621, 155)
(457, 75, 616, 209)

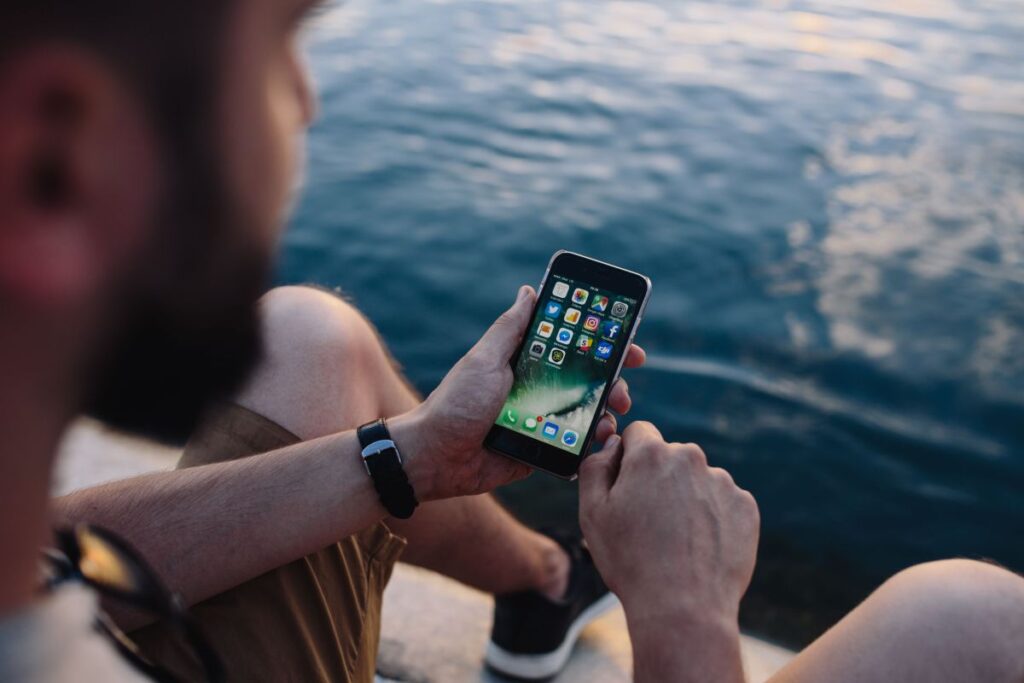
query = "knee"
(229, 286, 394, 438)
(885, 559, 1024, 611)
(257, 285, 381, 377)
(880, 559, 1024, 677)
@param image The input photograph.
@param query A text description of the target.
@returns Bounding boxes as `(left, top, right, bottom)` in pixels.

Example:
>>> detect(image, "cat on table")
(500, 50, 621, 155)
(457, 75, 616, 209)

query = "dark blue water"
(280, 0, 1024, 646)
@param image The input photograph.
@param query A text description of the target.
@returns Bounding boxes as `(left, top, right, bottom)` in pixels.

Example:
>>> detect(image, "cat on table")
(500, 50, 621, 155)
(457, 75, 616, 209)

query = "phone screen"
(494, 274, 639, 456)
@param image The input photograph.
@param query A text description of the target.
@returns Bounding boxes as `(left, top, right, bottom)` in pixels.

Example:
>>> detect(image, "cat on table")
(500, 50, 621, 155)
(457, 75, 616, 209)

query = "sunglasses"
(43, 523, 225, 683)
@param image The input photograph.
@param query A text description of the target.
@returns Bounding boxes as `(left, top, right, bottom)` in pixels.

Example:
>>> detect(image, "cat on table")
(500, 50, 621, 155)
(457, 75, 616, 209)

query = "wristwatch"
(356, 418, 419, 519)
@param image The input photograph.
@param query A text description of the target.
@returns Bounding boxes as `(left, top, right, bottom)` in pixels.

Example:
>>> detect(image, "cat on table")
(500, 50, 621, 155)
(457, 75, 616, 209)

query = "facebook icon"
(601, 320, 621, 340)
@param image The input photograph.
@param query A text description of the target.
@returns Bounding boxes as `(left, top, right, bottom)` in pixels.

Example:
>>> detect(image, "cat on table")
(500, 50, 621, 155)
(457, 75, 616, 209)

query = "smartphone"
(485, 251, 652, 479)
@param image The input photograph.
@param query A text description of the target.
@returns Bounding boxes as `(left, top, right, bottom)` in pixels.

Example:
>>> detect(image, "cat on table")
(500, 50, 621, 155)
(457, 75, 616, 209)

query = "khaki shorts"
(131, 404, 406, 683)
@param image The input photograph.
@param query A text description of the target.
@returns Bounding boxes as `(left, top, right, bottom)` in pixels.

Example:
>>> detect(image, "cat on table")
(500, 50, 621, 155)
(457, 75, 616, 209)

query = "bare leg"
(769, 559, 1024, 683)
(234, 286, 568, 597)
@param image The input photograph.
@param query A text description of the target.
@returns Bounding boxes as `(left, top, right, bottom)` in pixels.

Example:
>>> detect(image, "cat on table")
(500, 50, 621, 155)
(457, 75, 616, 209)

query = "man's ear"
(0, 46, 159, 311)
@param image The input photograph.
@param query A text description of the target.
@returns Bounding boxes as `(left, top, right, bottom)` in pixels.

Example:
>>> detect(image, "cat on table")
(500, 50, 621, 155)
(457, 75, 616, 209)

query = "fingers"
(579, 433, 623, 500)
(487, 454, 533, 490)
(618, 421, 667, 474)
(608, 424, 758, 530)
(504, 461, 533, 485)
(472, 286, 537, 362)
(594, 412, 618, 443)
(622, 420, 663, 446)
(607, 379, 631, 414)
(623, 344, 646, 369)
(675, 442, 708, 468)
(608, 345, 642, 413)
(709, 465, 734, 487)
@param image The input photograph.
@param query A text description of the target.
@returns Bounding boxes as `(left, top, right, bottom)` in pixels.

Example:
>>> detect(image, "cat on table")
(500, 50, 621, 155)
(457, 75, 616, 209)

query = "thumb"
(579, 434, 623, 502)
(473, 285, 536, 362)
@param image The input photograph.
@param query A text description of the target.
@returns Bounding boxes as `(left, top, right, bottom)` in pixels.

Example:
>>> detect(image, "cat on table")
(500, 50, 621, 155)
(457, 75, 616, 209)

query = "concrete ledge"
(53, 419, 179, 496)
(56, 420, 794, 682)
(379, 563, 793, 682)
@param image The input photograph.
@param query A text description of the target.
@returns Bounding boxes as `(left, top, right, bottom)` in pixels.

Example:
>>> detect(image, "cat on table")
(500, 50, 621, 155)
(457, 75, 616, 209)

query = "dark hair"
(1, 1, 237, 296)
(2, 1, 271, 444)
(0, 3, 231, 125)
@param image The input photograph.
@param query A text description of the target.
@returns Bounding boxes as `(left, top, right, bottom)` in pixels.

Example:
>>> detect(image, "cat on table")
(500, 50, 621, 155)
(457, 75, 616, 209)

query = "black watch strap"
(356, 418, 418, 519)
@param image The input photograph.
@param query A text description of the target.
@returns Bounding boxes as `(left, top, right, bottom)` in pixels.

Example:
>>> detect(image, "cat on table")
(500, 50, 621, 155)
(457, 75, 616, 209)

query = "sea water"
(282, 0, 1024, 646)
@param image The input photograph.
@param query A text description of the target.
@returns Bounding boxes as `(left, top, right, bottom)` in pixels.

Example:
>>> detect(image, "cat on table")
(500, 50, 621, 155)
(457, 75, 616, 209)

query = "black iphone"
(485, 251, 652, 479)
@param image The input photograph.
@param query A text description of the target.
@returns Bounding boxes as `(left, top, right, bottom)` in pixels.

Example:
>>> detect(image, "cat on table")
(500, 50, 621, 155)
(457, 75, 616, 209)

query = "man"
(2, 1, 639, 678)
(1, 1, 1022, 682)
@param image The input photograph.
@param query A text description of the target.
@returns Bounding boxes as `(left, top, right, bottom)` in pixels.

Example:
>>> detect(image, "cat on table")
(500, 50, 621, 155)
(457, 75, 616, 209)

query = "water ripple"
(289, 0, 1024, 646)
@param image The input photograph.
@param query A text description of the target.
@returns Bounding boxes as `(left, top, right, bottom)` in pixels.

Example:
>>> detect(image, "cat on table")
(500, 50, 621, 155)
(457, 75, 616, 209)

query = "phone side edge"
(578, 274, 652, 461)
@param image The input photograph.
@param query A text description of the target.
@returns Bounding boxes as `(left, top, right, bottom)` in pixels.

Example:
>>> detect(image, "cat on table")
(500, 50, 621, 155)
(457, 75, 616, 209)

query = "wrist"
(387, 409, 439, 503)
(626, 602, 744, 683)
(621, 591, 740, 638)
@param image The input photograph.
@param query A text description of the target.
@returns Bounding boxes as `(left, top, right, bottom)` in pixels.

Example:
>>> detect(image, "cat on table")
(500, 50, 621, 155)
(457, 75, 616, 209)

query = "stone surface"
(56, 420, 795, 682)
(53, 419, 178, 496)
(378, 563, 794, 683)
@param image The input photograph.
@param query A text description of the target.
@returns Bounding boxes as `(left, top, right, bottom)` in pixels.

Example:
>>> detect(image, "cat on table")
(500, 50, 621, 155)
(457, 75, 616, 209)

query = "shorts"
(131, 403, 406, 683)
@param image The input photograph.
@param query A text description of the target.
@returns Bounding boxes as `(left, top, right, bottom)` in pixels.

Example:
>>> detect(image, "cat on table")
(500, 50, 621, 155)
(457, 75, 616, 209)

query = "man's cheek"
(260, 77, 303, 225)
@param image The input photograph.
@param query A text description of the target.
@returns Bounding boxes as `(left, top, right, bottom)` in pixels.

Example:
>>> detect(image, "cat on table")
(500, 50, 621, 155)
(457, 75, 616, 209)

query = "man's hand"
(578, 422, 759, 682)
(394, 285, 644, 501)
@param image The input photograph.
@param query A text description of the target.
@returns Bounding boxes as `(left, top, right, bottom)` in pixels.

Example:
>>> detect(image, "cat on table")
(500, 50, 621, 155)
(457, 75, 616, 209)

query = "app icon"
(556, 327, 574, 345)
(572, 288, 590, 305)
(562, 430, 579, 447)
(523, 416, 539, 432)
(563, 308, 582, 325)
(548, 348, 566, 365)
(576, 334, 593, 352)
(544, 301, 563, 318)
(602, 320, 622, 340)
(583, 315, 601, 332)
(552, 282, 570, 299)
(537, 321, 554, 338)
(595, 341, 614, 360)
(529, 340, 546, 358)
(542, 421, 560, 439)
(591, 295, 609, 312)
(502, 408, 518, 425)
(611, 301, 629, 318)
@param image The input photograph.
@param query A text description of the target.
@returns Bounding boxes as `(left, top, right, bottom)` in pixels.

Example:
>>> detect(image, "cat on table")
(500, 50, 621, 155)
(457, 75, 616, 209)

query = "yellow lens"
(77, 528, 137, 593)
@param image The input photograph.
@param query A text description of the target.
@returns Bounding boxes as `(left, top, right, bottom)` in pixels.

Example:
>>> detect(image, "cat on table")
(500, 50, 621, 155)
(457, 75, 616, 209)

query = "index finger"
(579, 434, 623, 501)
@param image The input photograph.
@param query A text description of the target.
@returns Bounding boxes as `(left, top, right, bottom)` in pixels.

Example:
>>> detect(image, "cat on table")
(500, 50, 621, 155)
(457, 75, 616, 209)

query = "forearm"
(53, 413, 429, 628)
(625, 601, 746, 683)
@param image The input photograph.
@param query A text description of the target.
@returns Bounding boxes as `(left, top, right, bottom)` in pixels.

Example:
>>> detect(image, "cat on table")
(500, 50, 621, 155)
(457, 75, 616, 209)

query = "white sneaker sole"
(484, 592, 620, 680)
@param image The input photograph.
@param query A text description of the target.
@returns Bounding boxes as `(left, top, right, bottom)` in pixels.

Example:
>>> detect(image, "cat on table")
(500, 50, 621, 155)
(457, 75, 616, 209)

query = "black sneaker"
(485, 534, 618, 680)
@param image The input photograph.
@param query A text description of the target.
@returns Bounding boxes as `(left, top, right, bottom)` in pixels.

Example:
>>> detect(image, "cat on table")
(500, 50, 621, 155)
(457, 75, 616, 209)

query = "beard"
(82, 197, 272, 445)
(70, 7, 285, 445)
